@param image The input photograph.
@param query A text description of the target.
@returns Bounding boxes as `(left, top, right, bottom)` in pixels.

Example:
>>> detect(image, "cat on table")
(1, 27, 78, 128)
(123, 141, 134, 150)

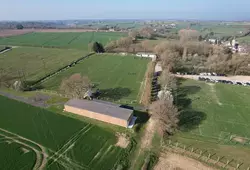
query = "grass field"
(0, 45, 6, 51)
(0, 47, 88, 82)
(172, 79, 250, 168)
(0, 32, 126, 50)
(237, 35, 250, 44)
(41, 54, 149, 103)
(0, 95, 128, 170)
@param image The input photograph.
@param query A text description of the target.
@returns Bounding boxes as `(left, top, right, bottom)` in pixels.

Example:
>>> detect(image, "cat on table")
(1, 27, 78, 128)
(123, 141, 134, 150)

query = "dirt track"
(155, 152, 216, 170)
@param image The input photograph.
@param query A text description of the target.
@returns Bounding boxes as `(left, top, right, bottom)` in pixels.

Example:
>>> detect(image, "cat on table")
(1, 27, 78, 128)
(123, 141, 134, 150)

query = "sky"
(1, 0, 250, 21)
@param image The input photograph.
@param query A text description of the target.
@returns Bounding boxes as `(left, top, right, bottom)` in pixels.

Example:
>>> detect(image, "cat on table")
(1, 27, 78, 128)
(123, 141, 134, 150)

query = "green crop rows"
(0, 32, 126, 50)
(0, 95, 126, 170)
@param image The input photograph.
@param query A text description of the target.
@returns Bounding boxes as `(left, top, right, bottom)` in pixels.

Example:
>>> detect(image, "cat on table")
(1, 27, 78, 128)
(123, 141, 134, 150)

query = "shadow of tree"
(176, 80, 207, 132)
(133, 110, 150, 133)
(98, 87, 132, 101)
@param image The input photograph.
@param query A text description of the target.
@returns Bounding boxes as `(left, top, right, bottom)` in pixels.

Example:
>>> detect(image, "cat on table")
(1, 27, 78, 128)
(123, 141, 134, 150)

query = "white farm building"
(136, 53, 157, 61)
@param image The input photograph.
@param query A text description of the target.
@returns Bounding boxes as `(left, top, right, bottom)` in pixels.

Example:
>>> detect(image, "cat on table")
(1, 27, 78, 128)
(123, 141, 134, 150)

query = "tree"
(149, 98, 179, 135)
(198, 35, 203, 42)
(105, 40, 117, 52)
(16, 24, 24, 30)
(60, 73, 91, 99)
(116, 37, 133, 50)
(139, 27, 155, 39)
(159, 69, 177, 91)
(92, 42, 105, 53)
(128, 30, 138, 40)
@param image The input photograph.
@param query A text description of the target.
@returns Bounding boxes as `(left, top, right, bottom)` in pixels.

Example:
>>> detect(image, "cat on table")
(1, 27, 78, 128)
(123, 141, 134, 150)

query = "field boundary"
(161, 139, 250, 170)
(0, 46, 12, 54)
(30, 53, 95, 88)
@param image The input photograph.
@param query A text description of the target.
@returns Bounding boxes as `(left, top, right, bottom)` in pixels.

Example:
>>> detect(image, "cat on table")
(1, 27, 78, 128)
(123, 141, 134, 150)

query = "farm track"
(0, 128, 48, 170)
(0, 126, 93, 170)
(67, 33, 82, 44)
(47, 124, 93, 168)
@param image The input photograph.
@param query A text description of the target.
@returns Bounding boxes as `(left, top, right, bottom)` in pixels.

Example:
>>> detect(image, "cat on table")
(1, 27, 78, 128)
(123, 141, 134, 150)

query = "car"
(236, 82, 242, 85)
(246, 82, 250, 86)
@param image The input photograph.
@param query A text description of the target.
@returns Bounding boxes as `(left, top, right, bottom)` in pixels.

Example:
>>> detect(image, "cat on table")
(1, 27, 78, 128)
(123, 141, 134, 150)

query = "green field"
(0, 47, 87, 82)
(42, 54, 149, 103)
(0, 45, 7, 51)
(173, 79, 250, 168)
(0, 32, 126, 50)
(0, 95, 127, 170)
(237, 35, 250, 44)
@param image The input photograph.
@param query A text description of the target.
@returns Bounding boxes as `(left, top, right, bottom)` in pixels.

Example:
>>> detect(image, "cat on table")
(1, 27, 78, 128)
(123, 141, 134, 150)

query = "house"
(64, 99, 134, 128)
(136, 53, 157, 60)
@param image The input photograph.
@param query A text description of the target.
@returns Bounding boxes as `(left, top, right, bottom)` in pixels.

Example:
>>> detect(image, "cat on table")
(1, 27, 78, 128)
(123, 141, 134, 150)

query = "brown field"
(0, 29, 33, 37)
(154, 152, 216, 170)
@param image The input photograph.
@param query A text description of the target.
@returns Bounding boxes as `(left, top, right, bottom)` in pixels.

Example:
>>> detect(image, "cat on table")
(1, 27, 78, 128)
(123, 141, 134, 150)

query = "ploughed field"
(41, 54, 149, 103)
(0, 47, 88, 82)
(0, 95, 126, 170)
(173, 79, 250, 168)
(0, 32, 126, 50)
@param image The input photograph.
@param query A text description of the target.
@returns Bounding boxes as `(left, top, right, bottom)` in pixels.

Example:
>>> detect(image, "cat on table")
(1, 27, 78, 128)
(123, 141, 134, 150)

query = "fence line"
(30, 53, 95, 88)
(37, 89, 137, 104)
(161, 139, 250, 170)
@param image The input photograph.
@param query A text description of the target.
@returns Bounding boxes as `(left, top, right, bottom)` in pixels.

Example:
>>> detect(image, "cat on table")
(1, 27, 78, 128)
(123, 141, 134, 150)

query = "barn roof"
(65, 99, 133, 121)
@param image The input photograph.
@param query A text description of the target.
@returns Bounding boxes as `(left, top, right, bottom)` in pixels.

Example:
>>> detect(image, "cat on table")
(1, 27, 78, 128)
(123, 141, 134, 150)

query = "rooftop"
(65, 99, 133, 120)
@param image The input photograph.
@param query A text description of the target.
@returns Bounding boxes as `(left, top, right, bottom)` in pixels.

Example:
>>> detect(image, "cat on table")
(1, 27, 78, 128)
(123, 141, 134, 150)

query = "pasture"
(174, 79, 250, 168)
(41, 54, 149, 103)
(0, 95, 127, 170)
(0, 32, 126, 50)
(237, 35, 250, 44)
(0, 47, 87, 82)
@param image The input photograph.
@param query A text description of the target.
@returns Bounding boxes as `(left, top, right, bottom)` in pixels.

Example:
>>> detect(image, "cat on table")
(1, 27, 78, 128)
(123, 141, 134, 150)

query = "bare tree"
(128, 30, 138, 40)
(105, 40, 117, 52)
(116, 37, 133, 49)
(160, 50, 181, 72)
(139, 27, 155, 39)
(179, 29, 200, 59)
(60, 73, 91, 99)
(149, 98, 179, 136)
(141, 40, 151, 52)
(159, 69, 177, 91)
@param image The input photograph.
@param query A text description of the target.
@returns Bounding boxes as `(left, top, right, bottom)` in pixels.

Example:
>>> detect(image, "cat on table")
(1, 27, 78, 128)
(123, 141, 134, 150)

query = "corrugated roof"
(65, 99, 133, 120)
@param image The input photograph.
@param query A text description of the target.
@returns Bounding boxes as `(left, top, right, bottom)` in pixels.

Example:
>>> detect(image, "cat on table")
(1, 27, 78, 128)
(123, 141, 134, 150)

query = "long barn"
(64, 99, 134, 127)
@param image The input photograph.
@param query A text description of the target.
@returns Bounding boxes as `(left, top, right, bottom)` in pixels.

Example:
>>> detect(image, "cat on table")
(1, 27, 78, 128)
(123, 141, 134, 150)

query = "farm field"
(41, 54, 149, 103)
(237, 35, 250, 44)
(0, 47, 88, 82)
(0, 32, 126, 50)
(173, 79, 250, 168)
(0, 95, 127, 170)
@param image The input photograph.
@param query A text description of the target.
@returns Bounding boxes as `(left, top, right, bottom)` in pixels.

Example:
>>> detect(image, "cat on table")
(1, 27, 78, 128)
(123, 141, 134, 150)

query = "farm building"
(136, 52, 157, 61)
(64, 99, 134, 128)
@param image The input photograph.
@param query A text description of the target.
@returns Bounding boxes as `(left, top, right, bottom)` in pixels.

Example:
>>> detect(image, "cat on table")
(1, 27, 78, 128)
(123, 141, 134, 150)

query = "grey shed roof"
(65, 99, 133, 121)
